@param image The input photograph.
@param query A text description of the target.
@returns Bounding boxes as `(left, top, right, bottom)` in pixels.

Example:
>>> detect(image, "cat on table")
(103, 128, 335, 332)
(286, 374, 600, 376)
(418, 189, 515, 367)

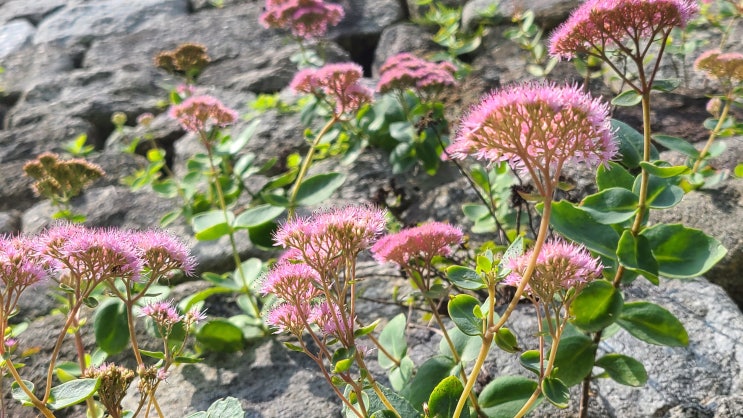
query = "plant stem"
(691, 92, 732, 174)
(3, 359, 55, 417)
(287, 115, 339, 220)
(203, 138, 264, 326)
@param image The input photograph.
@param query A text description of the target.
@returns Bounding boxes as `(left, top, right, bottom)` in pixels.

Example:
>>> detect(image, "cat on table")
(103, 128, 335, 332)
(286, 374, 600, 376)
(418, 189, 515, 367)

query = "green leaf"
(611, 90, 642, 107)
(498, 235, 524, 277)
(139, 349, 166, 360)
(478, 376, 541, 417)
(633, 175, 684, 209)
(93, 298, 130, 355)
(462, 204, 490, 222)
(293, 172, 346, 206)
(611, 119, 644, 169)
(354, 319, 380, 338)
(596, 162, 635, 191)
(640, 224, 726, 278)
(361, 384, 419, 418)
(734, 163, 743, 178)
(547, 200, 619, 259)
(650, 78, 681, 92)
(448, 294, 483, 336)
(580, 188, 639, 224)
(48, 378, 101, 410)
(160, 209, 182, 227)
(233, 205, 285, 229)
(196, 319, 245, 352)
(616, 301, 688, 346)
(439, 327, 482, 363)
(541, 377, 569, 408)
(192, 210, 234, 241)
(428, 376, 469, 418)
(639, 161, 690, 178)
(652, 134, 700, 159)
(595, 354, 648, 387)
(378, 314, 407, 369)
(519, 350, 544, 375)
(570, 280, 624, 332)
(400, 356, 456, 413)
(369, 411, 398, 418)
(494, 327, 520, 353)
(616, 231, 659, 284)
(11, 380, 35, 406)
(247, 220, 278, 249)
(389, 121, 417, 142)
(222, 120, 260, 155)
(388, 355, 414, 391)
(552, 335, 597, 387)
(447, 266, 486, 290)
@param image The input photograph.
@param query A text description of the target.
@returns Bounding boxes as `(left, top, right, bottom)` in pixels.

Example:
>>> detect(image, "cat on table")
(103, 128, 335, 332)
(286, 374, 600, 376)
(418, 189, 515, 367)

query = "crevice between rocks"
(335, 33, 380, 77)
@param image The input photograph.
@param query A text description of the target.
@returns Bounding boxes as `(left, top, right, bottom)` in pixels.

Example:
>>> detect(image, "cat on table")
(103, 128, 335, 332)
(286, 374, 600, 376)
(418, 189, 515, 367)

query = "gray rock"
(33, 0, 190, 46)
(0, 0, 70, 25)
(0, 19, 35, 59)
(0, 116, 93, 163)
(463, 0, 581, 30)
(0, 160, 37, 212)
(330, 0, 406, 38)
(0, 210, 20, 233)
(0, 42, 80, 99)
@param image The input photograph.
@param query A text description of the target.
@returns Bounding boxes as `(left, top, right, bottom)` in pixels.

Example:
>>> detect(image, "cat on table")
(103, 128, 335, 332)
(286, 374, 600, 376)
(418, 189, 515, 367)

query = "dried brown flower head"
(154, 43, 211, 80)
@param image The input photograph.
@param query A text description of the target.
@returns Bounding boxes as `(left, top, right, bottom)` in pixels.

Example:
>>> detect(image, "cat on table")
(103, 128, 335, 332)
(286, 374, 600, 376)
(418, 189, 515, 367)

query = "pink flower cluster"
(290, 63, 373, 115)
(549, 0, 698, 60)
(694, 49, 743, 83)
(264, 206, 386, 338)
(503, 239, 603, 301)
(377, 53, 457, 95)
(139, 299, 206, 331)
(260, 0, 344, 39)
(372, 222, 463, 266)
(169, 95, 238, 133)
(446, 82, 616, 194)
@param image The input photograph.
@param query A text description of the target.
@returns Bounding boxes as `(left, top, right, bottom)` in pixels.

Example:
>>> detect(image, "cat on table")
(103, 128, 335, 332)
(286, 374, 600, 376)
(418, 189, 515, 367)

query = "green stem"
(203, 138, 264, 327)
(3, 359, 55, 417)
(287, 115, 339, 220)
(691, 92, 732, 174)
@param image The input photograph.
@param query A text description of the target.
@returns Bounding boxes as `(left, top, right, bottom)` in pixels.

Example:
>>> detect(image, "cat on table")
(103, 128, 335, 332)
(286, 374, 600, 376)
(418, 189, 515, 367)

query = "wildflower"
(137, 365, 166, 396)
(23, 152, 105, 202)
(83, 363, 135, 417)
(56, 228, 142, 285)
(260, 0, 344, 39)
(377, 53, 457, 96)
(273, 205, 386, 273)
(372, 222, 463, 266)
(694, 49, 743, 83)
(265, 302, 312, 335)
(289, 63, 373, 115)
(503, 239, 603, 301)
(139, 300, 182, 328)
(136, 112, 154, 127)
(310, 300, 353, 339)
(183, 307, 207, 329)
(706, 97, 722, 117)
(549, 0, 697, 60)
(260, 262, 321, 301)
(168, 95, 238, 134)
(446, 82, 616, 194)
(131, 230, 196, 277)
(154, 43, 210, 79)
(1, 236, 47, 320)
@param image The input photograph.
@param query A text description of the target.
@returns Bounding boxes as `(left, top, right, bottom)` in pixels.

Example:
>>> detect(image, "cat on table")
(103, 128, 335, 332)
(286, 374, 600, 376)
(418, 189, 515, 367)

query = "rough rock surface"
(1, 0, 743, 417)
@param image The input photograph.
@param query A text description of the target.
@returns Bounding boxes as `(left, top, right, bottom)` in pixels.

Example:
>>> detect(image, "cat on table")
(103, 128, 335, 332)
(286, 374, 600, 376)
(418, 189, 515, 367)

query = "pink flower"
(168, 95, 238, 133)
(274, 205, 387, 273)
(184, 307, 207, 327)
(260, 261, 321, 301)
(549, 0, 698, 60)
(377, 53, 457, 96)
(131, 230, 196, 277)
(58, 228, 142, 283)
(503, 239, 603, 300)
(372, 222, 463, 266)
(0, 236, 47, 307)
(289, 63, 372, 115)
(139, 300, 182, 327)
(265, 302, 312, 335)
(260, 0, 344, 39)
(446, 82, 616, 195)
(309, 301, 353, 338)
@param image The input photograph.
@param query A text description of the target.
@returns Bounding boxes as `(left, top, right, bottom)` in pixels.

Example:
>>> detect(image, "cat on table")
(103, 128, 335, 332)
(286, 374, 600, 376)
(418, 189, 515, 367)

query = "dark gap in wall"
(335, 34, 380, 78)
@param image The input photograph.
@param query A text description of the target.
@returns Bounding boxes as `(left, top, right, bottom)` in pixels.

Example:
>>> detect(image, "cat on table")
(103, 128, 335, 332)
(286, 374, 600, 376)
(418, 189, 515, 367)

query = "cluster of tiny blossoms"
(372, 222, 463, 266)
(503, 239, 603, 302)
(549, 0, 698, 60)
(264, 206, 386, 340)
(140, 299, 206, 334)
(169, 95, 238, 134)
(446, 82, 616, 195)
(694, 49, 743, 84)
(377, 53, 457, 97)
(260, 0, 344, 39)
(290, 63, 373, 115)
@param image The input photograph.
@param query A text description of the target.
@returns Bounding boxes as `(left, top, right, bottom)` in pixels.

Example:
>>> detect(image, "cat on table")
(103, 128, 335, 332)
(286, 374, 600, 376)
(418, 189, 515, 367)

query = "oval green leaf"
(552, 335, 598, 387)
(93, 298, 130, 355)
(616, 301, 688, 346)
(570, 280, 624, 332)
(616, 231, 659, 284)
(378, 313, 407, 369)
(448, 294, 483, 336)
(192, 210, 234, 241)
(478, 376, 541, 418)
(294, 172, 346, 206)
(652, 134, 700, 158)
(542, 377, 569, 408)
(233, 205, 285, 229)
(633, 175, 684, 209)
(639, 161, 690, 178)
(581, 188, 639, 224)
(640, 224, 727, 278)
(611, 90, 642, 107)
(196, 319, 245, 352)
(447, 265, 486, 290)
(400, 356, 456, 413)
(428, 375, 469, 418)
(596, 162, 635, 191)
(595, 353, 648, 387)
(48, 378, 101, 410)
(547, 200, 620, 259)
